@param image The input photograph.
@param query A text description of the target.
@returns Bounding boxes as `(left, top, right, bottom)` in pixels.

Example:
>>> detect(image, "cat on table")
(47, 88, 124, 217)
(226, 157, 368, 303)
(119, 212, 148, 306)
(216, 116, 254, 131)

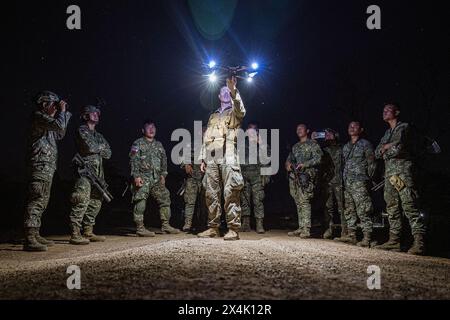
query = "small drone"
(204, 60, 259, 83)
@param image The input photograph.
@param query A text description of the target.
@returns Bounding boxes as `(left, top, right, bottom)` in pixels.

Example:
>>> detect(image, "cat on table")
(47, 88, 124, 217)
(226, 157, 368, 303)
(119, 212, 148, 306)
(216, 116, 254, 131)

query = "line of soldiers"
(24, 91, 182, 251)
(285, 103, 426, 255)
(23, 83, 426, 255)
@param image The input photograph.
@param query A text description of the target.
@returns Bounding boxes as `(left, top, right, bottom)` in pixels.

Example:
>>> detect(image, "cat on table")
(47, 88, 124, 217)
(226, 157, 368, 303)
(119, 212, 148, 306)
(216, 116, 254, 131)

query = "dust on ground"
(0, 231, 449, 299)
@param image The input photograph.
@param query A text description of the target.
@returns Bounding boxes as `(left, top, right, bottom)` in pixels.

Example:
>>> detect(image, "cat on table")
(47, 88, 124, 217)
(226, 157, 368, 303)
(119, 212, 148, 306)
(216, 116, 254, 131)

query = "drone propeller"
(204, 60, 260, 83)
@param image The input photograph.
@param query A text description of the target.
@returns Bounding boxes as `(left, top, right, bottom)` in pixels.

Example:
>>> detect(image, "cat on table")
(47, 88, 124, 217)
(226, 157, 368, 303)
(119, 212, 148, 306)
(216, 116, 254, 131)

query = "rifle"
(371, 180, 385, 192)
(370, 136, 441, 193)
(289, 165, 309, 194)
(72, 153, 114, 203)
(177, 178, 187, 197)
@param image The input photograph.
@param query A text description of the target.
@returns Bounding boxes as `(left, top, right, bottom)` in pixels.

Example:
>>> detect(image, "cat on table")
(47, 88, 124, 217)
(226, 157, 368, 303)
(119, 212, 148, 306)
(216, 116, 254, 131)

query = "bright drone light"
(247, 77, 253, 83)
(208, 61, 216, 69)
(251, 62, 259, 70)
(209, 72, 217, 82)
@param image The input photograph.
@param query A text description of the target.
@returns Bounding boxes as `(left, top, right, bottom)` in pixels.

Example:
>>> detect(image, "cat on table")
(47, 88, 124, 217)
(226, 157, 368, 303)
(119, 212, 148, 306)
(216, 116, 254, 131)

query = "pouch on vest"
(389, 175, 406, 192)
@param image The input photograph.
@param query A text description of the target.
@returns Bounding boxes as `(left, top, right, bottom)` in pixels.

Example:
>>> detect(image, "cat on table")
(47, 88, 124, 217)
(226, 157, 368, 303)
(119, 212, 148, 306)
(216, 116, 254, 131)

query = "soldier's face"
(348, 122, 362, 136)
(297, 125, 308, 139)
(219, 87, 231, 103)
(325, 131, 335, 141)
(88, 112, 100, 124)
(143, 123, 156, 138)
(383, 106, 396, 121)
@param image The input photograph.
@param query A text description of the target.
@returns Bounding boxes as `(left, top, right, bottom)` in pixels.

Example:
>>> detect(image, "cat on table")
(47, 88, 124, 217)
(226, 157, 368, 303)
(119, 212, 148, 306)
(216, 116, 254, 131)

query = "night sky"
(3, 0, 449, 185)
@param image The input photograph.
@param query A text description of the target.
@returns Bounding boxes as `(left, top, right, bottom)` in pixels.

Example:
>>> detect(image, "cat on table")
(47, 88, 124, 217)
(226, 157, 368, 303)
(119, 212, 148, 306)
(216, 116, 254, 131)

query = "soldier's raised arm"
(35, 110, 72, 136)
(231, 91, 246, 120)
(228, 77, 245, 120)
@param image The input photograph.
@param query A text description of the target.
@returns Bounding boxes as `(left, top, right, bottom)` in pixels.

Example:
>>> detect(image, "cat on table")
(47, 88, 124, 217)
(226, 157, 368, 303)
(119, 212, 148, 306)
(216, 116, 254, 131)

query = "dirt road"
(0, 231, 449, 299)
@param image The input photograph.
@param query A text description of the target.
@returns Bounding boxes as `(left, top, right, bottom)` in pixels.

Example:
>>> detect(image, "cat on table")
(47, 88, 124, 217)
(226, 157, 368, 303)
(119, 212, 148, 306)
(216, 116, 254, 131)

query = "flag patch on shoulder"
(130, 146, 139, 155)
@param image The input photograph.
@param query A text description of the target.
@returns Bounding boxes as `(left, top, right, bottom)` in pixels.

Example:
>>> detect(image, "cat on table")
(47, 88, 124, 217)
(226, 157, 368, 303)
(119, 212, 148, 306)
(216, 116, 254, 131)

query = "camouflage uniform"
(200, 91, 245, 234)
(130, 137, 178, 232)
(375, 122, 425, 237)
(181, 146, 205, 228)
(321, 144, 345, 235)
(287, 139, 323, 233)
(342, 138, 375, 233)
(240, 142, 270, 220)
(69, 124, 111, 229)
(25, 110, 72, 228)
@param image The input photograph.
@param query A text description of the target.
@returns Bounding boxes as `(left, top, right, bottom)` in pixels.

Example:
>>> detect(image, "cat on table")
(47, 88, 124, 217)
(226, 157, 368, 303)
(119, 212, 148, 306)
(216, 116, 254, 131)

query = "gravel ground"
(0, 230, 449, 300)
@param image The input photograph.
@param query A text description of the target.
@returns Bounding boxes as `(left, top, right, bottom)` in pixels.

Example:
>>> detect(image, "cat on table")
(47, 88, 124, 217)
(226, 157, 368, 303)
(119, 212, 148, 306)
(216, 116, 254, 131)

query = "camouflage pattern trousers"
(324, 183, 345, 228)
(343, 180, 373, 232)
(132, 180, 172, 224)
(183, 177, 204, 220)
(24, 165, 55, 228)
(289, 177, 314, 229)
(240, 169, 265, 219)
(384, 173, 425, 236)
(204, 163, 244, 230)
(70, 177, 103, 228)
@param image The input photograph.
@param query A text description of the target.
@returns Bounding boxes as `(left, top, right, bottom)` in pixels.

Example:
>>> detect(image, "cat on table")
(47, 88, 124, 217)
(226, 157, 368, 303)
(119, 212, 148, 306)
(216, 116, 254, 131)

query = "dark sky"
(3, 0, 449, 182)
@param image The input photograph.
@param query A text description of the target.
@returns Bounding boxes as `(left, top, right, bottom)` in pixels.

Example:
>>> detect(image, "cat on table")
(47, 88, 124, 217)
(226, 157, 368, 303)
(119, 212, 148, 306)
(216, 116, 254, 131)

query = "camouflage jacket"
(75, 124, 111, 178)
(287, 139, 323, 180)
(322, 144, 343, 186)
(375, 122, 413, 177)
(200, 91, 245, 163)
(180, 143, 204, 181)
(240, 140, 271, 176)
(130, 137, 168, 184)
(343, 138, 375, 183)
(28, 110, 72, 172)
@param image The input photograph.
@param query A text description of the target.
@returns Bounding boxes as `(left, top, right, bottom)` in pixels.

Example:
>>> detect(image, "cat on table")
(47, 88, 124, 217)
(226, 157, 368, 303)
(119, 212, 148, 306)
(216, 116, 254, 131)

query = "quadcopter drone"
(204, 60, 259, 83)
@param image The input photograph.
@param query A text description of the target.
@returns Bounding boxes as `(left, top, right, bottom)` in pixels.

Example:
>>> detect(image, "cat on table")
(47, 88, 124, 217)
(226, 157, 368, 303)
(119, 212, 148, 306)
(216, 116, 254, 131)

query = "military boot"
(357, 232, 372, 248)
(334, 229, 357, 244)
(340, 224, 348, 238)
(83, 225, 106, 242)
(374, 233, 401, 252)
(136, 221, 155, 237)
(182, 217, 193, 232)
(197, 227, 219, 238)
(224, 229, 240, 241)
(35, 229, 55, 246)
(256, 218, 265, 234)
(23, 228, 48, 252)
(69, 225, 90, 245)
(161, 221, 181, 234)
(407, 234, 425, 256)
(288, 228, 303, 237)
(240, 216, 251, 232)
(299, 228, 311, 239)
(323, 227, 333, 239)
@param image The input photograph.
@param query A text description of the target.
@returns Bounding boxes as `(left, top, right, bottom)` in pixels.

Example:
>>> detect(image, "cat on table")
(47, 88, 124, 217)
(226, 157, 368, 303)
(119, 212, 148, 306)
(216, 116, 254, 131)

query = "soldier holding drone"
(21, 59, 439, 257)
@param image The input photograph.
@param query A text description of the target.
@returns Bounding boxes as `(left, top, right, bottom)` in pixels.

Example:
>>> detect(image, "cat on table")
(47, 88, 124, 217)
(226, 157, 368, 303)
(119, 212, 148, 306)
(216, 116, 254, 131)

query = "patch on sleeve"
(130, 145, 139, 156)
